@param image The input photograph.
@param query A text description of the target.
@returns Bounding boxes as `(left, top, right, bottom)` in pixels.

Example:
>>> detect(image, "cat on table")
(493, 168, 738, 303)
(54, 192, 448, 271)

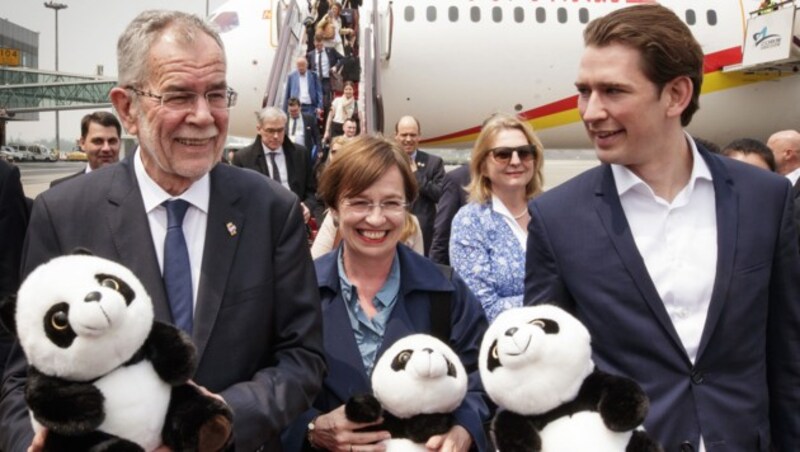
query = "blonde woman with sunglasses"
(449, 113, 544, 322)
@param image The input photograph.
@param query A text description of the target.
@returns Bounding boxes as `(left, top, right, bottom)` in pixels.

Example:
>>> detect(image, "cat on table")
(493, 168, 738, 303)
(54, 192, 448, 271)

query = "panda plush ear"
(0, 294, 17, 337)
(71, 247, 94, 256)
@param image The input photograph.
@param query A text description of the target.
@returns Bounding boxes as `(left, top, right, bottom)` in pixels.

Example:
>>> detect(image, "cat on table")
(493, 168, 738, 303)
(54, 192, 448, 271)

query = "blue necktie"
(163, 199, 193, 333)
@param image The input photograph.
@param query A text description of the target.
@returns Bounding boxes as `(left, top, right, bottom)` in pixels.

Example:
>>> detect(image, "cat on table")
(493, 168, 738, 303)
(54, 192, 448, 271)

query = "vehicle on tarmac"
(0, 145, 28, 162)
(9, 144, 58, 162)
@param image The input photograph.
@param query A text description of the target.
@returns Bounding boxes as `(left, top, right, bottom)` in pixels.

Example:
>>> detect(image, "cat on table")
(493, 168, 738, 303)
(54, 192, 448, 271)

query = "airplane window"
(492, 6, 502, 23)
(707, 10, 717, 26)
(471, 6, 481, 22)
(685, 9, 696, 26)
(536, 7, 546, 24)
(578, 8, 589, 24)
(449, 6, 459, 22)
(404, 6, 414, 22)
(514, 7, 524, 23)
(557, 7, 567, 24)
(427, 6, 437, 22)
(209, 11, 239, 33)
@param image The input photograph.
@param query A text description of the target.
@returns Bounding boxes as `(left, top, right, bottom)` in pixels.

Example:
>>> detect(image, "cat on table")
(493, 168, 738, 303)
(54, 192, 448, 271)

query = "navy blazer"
(411, 150, 446, 256)
(306, 47, 343, 79)
(430, 164, 470, 265)
(284, 70, 324, 111)
(0, 155, 326, 451)
(283, 245, 491, 451)
(525, 147, 800, 451)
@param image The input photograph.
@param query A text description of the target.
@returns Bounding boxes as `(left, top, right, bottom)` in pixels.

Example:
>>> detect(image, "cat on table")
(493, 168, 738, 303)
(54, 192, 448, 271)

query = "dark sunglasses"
(489, 144, 537, 164)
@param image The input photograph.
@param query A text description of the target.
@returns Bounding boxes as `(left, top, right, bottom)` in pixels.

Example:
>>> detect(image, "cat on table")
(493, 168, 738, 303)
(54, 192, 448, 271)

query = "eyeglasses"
(126, 87, 238, 111)
(489, 144, 537, 165)
(342, 199, 409, 216)
(261, 127, 285, 135)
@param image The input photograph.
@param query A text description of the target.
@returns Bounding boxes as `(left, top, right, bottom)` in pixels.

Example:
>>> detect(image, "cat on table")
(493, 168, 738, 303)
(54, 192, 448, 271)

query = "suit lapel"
(193, 166, 244, 363)
(323, 292, 371, 400)
(593, 166, 687, 356)
(107, 156, 172, 322)
(696, 153, 737, 361)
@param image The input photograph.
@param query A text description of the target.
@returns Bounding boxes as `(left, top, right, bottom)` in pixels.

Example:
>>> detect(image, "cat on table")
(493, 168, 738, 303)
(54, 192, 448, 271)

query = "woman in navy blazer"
(283, 136, 490, 451)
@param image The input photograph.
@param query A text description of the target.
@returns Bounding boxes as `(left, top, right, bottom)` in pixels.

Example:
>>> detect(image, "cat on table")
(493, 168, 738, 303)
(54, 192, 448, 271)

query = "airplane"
(210, 0, 800, 150)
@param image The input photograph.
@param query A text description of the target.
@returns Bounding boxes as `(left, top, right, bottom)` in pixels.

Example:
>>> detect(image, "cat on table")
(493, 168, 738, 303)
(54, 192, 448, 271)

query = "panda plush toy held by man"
(0, 251, 233, 452)
(479, 305, 662, 452)
(345, 334, 468, 451)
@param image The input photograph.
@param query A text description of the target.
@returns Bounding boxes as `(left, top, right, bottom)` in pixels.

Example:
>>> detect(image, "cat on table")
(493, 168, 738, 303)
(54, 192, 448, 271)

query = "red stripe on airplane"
(421, 46, 743, 144)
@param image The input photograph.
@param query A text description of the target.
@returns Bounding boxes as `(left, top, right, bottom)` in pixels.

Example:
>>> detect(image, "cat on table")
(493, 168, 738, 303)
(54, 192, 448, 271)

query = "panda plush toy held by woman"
(0, 252, 232, 452)
(479, 305, 662, 452)
(345, 334, 468, 451)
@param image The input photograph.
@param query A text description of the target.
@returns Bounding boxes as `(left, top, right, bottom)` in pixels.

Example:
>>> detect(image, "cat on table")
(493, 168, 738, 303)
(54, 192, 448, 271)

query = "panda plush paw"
(492, 410, 542, 452)
(162, 384, 233, 452)
(596, 374, 650, 432)
(345, 393, 383, 423)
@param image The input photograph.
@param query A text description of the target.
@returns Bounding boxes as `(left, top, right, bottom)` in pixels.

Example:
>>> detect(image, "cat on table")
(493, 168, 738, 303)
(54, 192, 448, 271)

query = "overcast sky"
(2, 0, 227, 145)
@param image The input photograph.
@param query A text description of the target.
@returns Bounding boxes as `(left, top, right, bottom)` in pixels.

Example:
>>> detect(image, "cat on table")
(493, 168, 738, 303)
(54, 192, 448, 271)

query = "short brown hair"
(81, 111, 121, 139)
(583, 4, 703, 126)
(467, 114, 544, 204)
(318, 135, 418, 209)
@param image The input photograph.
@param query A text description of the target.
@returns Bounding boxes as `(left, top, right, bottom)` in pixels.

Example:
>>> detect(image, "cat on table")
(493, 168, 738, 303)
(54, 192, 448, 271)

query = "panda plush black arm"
(25, 366, 106, 434)
(578, 370, 650, 432)
(492, 410, 542, 452)
(144, 321, 197, 385)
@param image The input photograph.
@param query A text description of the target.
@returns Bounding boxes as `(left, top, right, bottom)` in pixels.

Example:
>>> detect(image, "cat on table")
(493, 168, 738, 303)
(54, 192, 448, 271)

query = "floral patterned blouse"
(449, 199, 527, 323)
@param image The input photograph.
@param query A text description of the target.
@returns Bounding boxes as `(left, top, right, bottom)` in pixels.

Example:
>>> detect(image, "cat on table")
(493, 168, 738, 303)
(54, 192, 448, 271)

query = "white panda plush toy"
(479, 305, 662, 452)
(345, 334, 468, 452)
(1, 252, 232, 452)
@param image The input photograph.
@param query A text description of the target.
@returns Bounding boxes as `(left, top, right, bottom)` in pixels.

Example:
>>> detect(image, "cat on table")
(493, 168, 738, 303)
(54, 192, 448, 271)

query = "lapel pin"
(226, 222, 238, 237)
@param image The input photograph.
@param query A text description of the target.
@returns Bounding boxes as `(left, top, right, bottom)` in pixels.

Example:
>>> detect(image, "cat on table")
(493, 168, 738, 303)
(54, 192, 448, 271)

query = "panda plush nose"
(505, 327, 518, 337)
(422, 348, 433, 354)
(84, 291, 102, 303)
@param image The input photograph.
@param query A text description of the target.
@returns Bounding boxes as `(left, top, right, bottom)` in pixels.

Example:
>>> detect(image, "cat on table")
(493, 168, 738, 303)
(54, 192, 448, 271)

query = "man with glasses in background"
(232, 106, 319, 224)
(0, 10, 325, 452)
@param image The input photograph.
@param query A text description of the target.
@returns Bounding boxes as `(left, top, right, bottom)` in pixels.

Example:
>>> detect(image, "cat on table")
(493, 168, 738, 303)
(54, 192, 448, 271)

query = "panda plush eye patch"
(528, 318, 559, 334)
(44, 302, 77, 348)
(390, 349, 459, 378)
(95, 274, 135, 306)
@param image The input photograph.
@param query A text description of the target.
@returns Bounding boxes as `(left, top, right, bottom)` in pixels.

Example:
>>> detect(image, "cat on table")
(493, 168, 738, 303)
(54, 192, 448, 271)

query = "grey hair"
(256, 106, 287, 125)
(117, 10, 226, 88)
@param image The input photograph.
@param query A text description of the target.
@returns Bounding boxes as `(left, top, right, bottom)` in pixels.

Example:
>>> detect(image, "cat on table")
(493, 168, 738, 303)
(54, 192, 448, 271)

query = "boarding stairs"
(723, 0, 800, 74)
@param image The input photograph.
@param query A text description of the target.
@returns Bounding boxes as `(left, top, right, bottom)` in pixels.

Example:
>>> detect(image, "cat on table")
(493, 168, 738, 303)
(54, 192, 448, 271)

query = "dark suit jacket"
(524, 148, 800, 451)
(430, 165, 470, 265)
(288, 113, 322, 160)
(232, 136, 319, 216)
(793, 179, 800, 248)
(0, 161, 28, 376)
(284, 70, 323, 111)
(48, 168, 85, 187)
(283, 245, 491, 451)
(0, 155, 326, 451)
(306, 47, 343, 79)
(411, 150, 445, 256)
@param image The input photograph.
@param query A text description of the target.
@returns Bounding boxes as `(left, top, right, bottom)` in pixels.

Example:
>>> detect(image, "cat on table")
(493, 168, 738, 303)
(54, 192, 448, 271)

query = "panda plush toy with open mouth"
(1, 252, 232, 451)
(479, 305, 662, 452)
(345, 334, 468, 451)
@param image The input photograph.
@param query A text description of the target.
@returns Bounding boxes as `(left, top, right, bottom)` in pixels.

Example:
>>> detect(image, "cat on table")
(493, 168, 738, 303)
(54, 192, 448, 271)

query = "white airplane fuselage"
(212, 0, 800, 148)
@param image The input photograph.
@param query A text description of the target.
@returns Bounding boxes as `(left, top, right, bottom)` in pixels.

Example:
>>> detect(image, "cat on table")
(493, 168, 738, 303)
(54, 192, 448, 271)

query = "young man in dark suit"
(0, 11, 325, 451)
(524, 5, 800, 450)
(49, 111, 122, 187)
(287, 97, 322, 162)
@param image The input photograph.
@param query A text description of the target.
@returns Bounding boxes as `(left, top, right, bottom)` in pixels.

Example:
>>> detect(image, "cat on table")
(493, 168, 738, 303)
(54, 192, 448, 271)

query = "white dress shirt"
(314, 49, 330, 78)
(785, 167, 800, 187)
(611, 135, 717, 366)
(297, 72, 311, 104)
(134, 149, 209, 310)
(261, 142, 290, 190)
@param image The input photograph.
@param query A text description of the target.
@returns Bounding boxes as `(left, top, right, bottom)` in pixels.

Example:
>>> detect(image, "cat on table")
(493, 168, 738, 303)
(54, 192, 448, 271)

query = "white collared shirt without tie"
(612, 136, 716, 452)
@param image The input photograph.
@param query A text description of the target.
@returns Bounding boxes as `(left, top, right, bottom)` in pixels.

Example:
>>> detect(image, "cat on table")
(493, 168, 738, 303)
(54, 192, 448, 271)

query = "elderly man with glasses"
(0, 10, 325, 452)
